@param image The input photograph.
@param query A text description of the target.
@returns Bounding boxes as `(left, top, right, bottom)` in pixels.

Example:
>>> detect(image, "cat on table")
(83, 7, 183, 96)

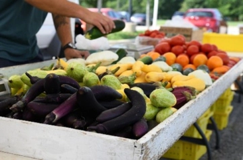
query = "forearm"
(52, 14, 72, 46)
(25, 0, 89, 19)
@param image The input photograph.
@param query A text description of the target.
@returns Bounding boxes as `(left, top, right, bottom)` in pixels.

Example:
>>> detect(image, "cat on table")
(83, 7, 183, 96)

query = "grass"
(107, 31, 143, 40)
(107, 19, 243, 40)
(227, 21, 243, 26)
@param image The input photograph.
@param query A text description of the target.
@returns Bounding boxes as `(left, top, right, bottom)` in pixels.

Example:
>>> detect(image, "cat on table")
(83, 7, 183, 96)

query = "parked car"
(172, 11, 185, 19)
(130, 13, 152, 26)
(88, 8, 122, 20)
(118, 11, 130, 22)
(183, 8, 227, 33)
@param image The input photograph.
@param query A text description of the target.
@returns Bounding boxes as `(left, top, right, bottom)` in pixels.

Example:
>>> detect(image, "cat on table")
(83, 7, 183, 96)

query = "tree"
(181, 0, 243, 20)
(157, 0, 184, 19)
(79, 0, 107, 8)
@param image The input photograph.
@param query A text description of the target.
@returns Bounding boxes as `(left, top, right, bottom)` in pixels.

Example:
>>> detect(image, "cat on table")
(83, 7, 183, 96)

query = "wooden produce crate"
(159, 26, 204, 42)
(0, 58, 243, 160)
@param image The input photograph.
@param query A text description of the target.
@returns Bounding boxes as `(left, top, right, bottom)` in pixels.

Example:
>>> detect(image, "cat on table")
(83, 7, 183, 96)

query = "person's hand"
(64, 48, 90, 60)
(82, 11, 115, 34)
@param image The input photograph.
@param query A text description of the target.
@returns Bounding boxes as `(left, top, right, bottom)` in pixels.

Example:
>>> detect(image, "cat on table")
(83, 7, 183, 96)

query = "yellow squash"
(142, 64, 162, 73)
(145, 72, 164, 83)
(132, 61, 144, 77)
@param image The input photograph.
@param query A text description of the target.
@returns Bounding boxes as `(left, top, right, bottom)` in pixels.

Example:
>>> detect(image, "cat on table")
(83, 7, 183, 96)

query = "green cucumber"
(139, 56, 153, 64)
(112, 48, 128, 64)
(171, 63, 183, 72)
(197, 64, 210, 73)
(154, 56, 166, 62)
(84, 20, 125, 39)
(183, 68, 194, 75)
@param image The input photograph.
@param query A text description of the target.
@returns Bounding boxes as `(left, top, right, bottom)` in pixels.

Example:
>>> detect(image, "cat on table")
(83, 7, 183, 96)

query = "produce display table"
(0, 57, 243, 160)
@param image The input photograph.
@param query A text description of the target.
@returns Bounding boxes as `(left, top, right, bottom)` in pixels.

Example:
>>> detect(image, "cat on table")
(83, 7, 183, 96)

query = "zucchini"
(112, 48, 128, 64)
(182, 68, 194, 75)
(139, 56, 153, 64)
(84, 20, 125, 39)
(171, 63, 183, 72)
(153, 56, 166, 62)
(197, 64, 210, 73)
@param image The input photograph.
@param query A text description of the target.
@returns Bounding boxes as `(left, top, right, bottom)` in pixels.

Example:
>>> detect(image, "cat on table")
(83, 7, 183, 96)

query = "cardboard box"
(159, 26, 204, 42)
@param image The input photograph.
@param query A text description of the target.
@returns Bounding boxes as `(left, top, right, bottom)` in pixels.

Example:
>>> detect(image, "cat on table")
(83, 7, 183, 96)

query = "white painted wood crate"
(0, 58, 242, 160)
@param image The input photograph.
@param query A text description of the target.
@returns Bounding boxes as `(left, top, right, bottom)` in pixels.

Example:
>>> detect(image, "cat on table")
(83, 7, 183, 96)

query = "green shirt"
(0, 0, 47, 62)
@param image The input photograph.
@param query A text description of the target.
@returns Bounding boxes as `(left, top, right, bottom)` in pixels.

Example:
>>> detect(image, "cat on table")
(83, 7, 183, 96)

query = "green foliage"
(107, 31, 143, 40)
(79, 0, 243, 21)
(181, 0, 243, 20)
(157, 0, 184, 19)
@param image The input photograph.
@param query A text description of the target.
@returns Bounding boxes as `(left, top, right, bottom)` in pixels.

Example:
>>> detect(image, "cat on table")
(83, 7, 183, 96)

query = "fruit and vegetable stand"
(0, 56, 242, 160)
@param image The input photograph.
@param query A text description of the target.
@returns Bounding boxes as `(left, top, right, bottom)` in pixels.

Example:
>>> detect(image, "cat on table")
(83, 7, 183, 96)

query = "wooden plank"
(0, 151, 39, 160)
(136, 59, 243, 160)
(0, 59, 56, 78)
(0, 57, 242, 160)
(0, 117, 138, 160)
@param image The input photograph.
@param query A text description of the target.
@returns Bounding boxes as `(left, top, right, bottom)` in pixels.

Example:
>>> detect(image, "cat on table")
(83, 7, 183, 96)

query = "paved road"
(200, 92, 243, 160)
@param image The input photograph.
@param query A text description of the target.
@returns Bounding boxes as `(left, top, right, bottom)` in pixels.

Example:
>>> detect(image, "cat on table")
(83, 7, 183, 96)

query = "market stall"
(1, 22, 243, 159)
(0, 54, 242, 159)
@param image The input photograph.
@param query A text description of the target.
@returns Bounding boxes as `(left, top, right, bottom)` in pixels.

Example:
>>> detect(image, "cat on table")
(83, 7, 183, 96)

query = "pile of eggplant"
(0, 73, 149, 139)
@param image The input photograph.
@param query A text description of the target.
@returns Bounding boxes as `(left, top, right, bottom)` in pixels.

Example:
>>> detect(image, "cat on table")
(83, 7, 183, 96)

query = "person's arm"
(25, 0, 115, 34)
(52, 14, 89, 59)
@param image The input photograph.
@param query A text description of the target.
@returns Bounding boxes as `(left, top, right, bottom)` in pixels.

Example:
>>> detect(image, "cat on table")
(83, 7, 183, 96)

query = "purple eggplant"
(60, 84, 78, 94)
(61, 112, 86, 129)
(173, 92, 195, 109)
(44, 73, 61, 94)
(172, 86, 197, 96)
(87, 88, 146, 134)
(22, 108, 37, 121)
(10, 79, 45, 112)
(27, 101, 59, 117)
(59, 75, 80, 89)
(44, 92, 77, 124)
(98, 99, 124, 109)
(12, 111, 23, 119)
(112, 126, 134, 138)
(25, 72, 41, 84)
(129, 83, 157, 97)
(132, 118, 149, 139)
(172, 86, 197, 109)
(90, 85, 122, 101)
(96, 102, 132, 123)
(76, 87, 107, 117)
(0, 96, 20, 115)
(44, 93, 72, 104)
(26, 72, 80, 89)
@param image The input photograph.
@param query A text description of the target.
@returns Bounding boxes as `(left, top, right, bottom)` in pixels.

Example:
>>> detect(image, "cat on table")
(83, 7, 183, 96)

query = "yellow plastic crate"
(162, 130, 212, 160)
(213, 106, 233, 130)
(183, 109, 213, 138)
(203, 33, 243, 52)
(218, 88, 234, 100)
(211, 88, 234, 113)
